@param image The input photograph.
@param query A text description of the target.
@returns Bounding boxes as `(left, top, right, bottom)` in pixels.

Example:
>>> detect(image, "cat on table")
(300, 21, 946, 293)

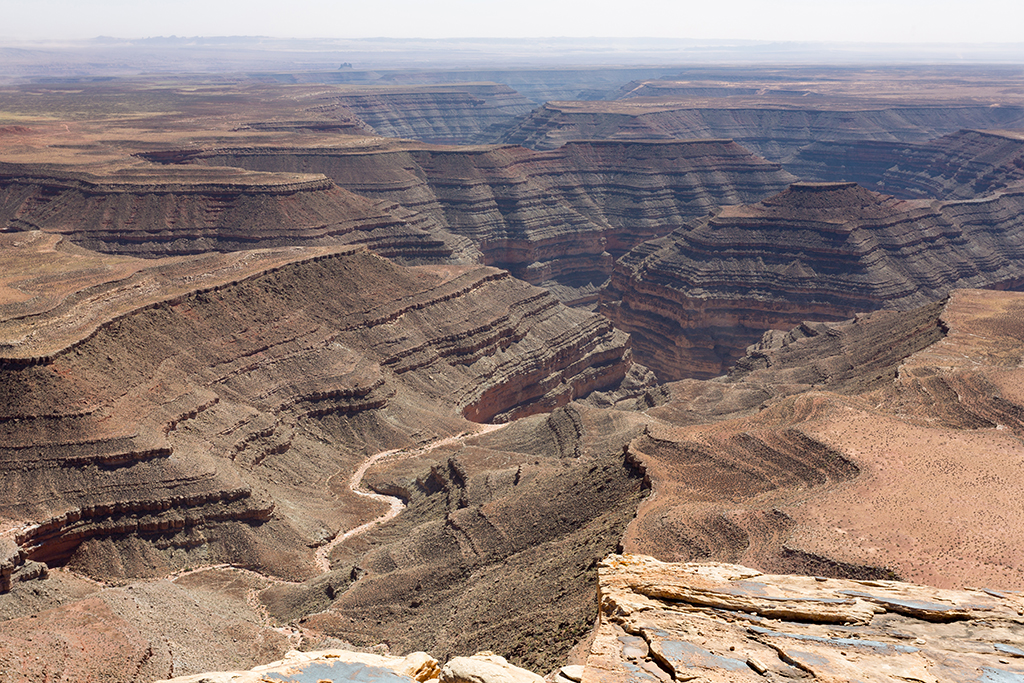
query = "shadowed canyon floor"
(3, 66, 1024, 682)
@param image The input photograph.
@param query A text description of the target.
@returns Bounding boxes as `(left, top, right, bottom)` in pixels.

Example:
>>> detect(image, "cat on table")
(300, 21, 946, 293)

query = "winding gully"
(160, 423, 510, 646)
(314, 422, 508, 572)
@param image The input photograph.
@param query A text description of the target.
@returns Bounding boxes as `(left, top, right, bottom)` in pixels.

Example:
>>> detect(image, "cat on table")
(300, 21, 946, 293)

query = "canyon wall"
(603, 181, 1024, 379)
(788, 129, 1024, 199)
(168, 139, 794, 305)
(0, 236, 650, 584)
(500, 102, 1024, 161)
(303, 84, 535, 145)
(0, 162, 456, 260)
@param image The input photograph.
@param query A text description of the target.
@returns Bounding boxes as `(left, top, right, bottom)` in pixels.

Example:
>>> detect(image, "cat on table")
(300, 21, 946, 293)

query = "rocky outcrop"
(603, 181, 1024, 379)
(165, 139, 794, 304)
(0, 162, 451, 260)
(790, 129, 1024, 200)
(441, 652, 545, 683)
(501, 101, 1024, 161)
(589, 554, 1024, 683)
(155, 647, 548, 683)
(0, 236, 649, 583)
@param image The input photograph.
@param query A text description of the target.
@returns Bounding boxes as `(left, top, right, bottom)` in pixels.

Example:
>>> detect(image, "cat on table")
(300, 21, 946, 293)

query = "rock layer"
(0, 237, 648, 582)
(501, 99, 1024, 160)
(0, 162, 450, 260)
(303, 84, 535, 145)
(589, 554, 1024, 683)
(169, 139, 794, 304)
(789, 129, 1024, 200)
(604, 181, 1024, 379)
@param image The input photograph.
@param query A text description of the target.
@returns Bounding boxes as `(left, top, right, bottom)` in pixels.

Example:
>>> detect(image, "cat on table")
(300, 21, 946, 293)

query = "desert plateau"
(1, 34, 1024, 683)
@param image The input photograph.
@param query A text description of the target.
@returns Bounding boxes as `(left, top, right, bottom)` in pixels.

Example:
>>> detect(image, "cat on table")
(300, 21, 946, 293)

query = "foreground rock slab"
(155, 649, 440, 683)
(441, 652, 546, 683)
(589, 554, 1024, 683)
(156, 649, 547, 683)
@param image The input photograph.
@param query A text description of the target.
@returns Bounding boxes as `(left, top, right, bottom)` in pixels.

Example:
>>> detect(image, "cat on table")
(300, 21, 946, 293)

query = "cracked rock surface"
(588, 554, 1024, 683)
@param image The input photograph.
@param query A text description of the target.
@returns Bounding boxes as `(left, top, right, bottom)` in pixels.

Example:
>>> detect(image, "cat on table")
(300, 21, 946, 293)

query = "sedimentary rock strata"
(7, 66, 1024, 683)
(0, 162, 450, 259)
(604, 181, 1024, 379)
(7, 280, 1024, 679)
(0, 237, 648, 584)
(304, 84, 535, 145)
(501, 100, 1024, 161)
(791, 129, 1024, 200)
(168, 138, 794, 304)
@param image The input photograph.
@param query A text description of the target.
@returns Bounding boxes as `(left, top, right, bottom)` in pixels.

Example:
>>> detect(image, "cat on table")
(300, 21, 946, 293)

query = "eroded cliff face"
(166, 139, 794, 305)
(0, 235, 650, 585)
(303, 84, 535, 145)
(0, 162, 456, 260)
(789, 129, 1024, 200)
(500, 101, 1024, 161)
(603, 181, 1024, 379)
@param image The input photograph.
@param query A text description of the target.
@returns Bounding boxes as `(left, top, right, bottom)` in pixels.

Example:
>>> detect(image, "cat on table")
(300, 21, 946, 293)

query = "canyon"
(166, 137, 794, 304)
(603, 180, 1024, 379)
(1, 62, 1024, 683)
(498, 67, 1024, 162)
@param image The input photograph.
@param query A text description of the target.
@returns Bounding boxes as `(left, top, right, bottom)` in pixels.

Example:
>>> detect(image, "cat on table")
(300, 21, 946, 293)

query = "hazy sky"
(2, 0, 1022, 44)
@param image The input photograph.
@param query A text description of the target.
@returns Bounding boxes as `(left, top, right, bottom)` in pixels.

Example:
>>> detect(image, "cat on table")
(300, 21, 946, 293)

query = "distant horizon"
(3, 34, 1023, 84)
(3, 0, 1024, 46)
(5, 35, 1024, 47)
